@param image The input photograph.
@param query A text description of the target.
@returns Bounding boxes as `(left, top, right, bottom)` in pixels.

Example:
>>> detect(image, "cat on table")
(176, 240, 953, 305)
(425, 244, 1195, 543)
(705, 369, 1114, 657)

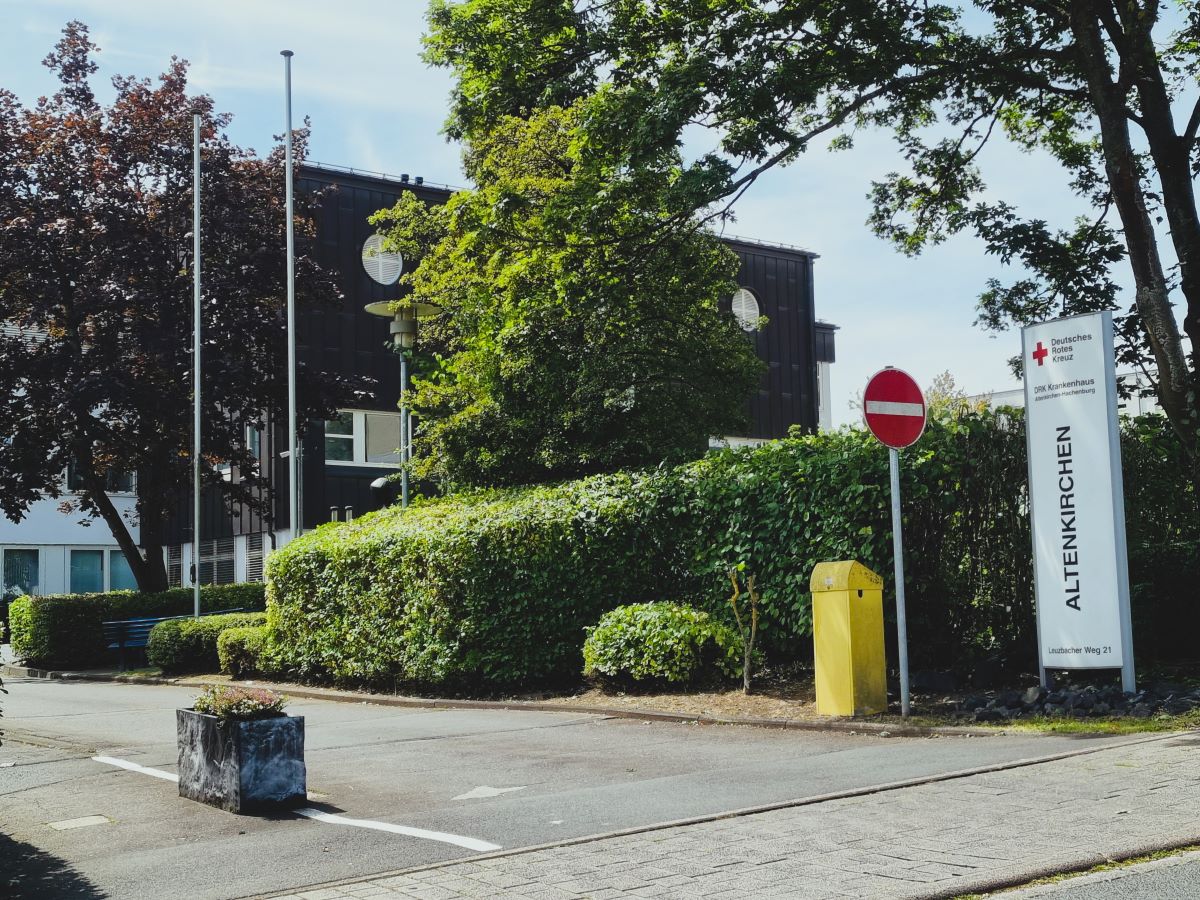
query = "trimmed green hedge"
(583, 602, 742, 687)
(9, 583, 267, 668)
(265, 410, 1197, 690)
(217, 625, 270, 680)
(266, 473, 696, 689)
(148, 612, 267, 674)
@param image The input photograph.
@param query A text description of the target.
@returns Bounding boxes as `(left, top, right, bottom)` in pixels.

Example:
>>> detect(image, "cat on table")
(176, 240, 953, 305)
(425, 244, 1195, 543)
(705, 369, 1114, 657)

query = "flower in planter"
(179, 686, 305, 812)
(192, 685, 287, 722)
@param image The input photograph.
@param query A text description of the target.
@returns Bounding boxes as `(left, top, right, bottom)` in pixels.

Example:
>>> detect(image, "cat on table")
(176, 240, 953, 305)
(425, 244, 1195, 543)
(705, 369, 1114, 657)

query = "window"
(245, 533, 265, 583)
(110, 552, 138, 591)
(324, 413, 354, 462)
(2, 548, 39, 600)
(67, 461, 135, 494)
(246, 424, 263, 464)
(730, 288, 761, 332)
(365, 413, 402, 464)
(167, 545, 183, 588)
(323, 410, 403, 467)
(217, 423, 264, 481)
(70, 549, 105, 594)
(69, 548, 141, 593)
(197, 538, 236, 585)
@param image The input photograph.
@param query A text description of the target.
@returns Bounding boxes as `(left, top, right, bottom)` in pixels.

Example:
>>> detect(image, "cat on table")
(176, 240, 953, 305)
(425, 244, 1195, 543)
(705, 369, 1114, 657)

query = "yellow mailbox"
(811, 561, 887, 716)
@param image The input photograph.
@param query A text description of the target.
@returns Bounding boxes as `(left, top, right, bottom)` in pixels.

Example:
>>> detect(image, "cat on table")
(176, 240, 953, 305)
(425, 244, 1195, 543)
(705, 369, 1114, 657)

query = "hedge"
(9, 583, 267, 668)
(148, 612, 267, 674)
(266, 473, 696, 689)
(582, 602, 742, 687)
(217, 625, 270, 680)
(264, 410, 1197, 690)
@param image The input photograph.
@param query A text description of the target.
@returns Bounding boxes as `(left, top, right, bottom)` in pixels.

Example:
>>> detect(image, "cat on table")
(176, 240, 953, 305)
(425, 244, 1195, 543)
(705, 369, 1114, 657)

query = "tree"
(423, 0, 1200, 479)
(370, 102, 762, 488)
(0, 23, 361, 591)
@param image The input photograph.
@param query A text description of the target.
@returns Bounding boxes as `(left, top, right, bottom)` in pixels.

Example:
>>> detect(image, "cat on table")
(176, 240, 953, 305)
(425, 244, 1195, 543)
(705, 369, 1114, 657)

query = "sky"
(0, 0, 1170, 427)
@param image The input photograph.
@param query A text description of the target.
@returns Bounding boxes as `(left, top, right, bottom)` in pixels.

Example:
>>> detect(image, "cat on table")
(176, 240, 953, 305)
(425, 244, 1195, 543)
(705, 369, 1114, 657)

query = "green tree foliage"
(0, 24, 361, 589)
(424, 0, 1200, 474)
(370, 102, 762, 488)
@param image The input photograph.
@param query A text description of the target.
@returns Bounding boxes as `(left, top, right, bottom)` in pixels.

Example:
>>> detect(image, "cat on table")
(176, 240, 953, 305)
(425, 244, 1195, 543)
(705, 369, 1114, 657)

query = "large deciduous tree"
(0, 23, 361, 590)
(424, 0, 1200, 479)
(370, 103, 762, 488)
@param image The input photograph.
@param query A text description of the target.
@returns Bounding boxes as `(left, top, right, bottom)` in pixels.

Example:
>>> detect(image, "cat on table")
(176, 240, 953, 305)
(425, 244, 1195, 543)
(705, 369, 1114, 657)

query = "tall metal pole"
(400, 351, 409, 508)
(889, 447, 910, 718)
(192, 115, 202, 620)
(282, 50, 299, 541)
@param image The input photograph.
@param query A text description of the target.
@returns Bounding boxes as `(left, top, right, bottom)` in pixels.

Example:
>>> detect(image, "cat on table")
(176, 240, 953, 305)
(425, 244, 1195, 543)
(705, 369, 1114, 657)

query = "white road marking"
(48, 815, 110, 830)
(90, 755, 500, 853)
(452, 785, 526, 801)
(92, 756, 179, 782)
(865, 400, 924, 416)
(294, 808, 501, 852)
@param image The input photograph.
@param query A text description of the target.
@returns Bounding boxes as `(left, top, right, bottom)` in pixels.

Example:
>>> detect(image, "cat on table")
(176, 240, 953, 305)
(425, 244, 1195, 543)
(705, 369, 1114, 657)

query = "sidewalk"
(253, 732, 1200, 900)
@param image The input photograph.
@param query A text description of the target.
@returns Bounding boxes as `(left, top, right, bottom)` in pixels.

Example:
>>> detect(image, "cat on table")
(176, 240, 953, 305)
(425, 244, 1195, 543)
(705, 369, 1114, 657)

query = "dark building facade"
(164, 165, 835, 583)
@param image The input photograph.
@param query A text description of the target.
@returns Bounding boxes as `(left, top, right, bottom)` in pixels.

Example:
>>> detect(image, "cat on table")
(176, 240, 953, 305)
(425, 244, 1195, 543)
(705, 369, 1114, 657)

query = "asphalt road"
(0, 677, 1146, 900)
(1005, 850, 1200, 898)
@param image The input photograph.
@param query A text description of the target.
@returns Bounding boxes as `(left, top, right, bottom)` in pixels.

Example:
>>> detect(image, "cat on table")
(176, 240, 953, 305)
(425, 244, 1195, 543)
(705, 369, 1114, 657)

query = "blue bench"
(102, 608, 245, 670)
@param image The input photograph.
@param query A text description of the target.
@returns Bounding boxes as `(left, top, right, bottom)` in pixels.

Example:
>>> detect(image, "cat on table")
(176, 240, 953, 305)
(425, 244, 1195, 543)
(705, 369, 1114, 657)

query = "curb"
(2, 661, 1002, 738)
(239, 731, 1184, 900)
(926, 834, 1200, 899)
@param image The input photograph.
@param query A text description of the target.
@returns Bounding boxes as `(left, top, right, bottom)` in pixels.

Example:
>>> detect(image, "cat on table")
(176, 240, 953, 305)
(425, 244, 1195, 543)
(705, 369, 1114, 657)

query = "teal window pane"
(3, 549, 39, 599)
(70, 550, 105, 594)
(109, 552, 138, 591)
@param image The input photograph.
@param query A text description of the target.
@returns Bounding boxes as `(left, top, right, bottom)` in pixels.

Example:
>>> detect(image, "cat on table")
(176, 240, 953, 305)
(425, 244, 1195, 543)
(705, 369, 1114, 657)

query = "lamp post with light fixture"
(363, 302, 440, 508)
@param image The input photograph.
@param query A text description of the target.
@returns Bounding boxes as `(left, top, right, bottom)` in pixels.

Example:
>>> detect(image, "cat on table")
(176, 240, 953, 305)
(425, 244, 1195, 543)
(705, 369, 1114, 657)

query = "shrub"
(217, 626, 269, 680)
(265, 473, 699, 690)
(265, 410, 1197, 690)
(8, 583, 266, 668)
(192, 685, 286, 721)
(582, 602, 742, 687)
(148, 612, 267, 674)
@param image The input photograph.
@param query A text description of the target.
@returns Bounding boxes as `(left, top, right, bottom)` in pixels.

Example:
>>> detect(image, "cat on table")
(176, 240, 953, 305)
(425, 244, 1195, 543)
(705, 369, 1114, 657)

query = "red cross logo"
(1032, 341, 1049, 366)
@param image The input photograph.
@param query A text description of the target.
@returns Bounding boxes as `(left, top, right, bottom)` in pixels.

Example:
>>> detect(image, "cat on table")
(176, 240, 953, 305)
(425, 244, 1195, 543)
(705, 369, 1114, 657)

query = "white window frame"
(324, 409, 403, 469)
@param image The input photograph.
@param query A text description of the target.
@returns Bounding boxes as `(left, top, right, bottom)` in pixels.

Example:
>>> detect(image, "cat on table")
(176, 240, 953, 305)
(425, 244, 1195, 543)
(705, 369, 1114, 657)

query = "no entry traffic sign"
(864, 368, 927, 449)
(861, 366, 926, 719)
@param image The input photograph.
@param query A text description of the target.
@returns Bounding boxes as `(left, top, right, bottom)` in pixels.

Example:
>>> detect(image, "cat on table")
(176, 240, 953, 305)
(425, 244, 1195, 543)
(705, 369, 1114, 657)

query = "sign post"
(863, 367, 927, 718)
(1021, 312, 1135, 693)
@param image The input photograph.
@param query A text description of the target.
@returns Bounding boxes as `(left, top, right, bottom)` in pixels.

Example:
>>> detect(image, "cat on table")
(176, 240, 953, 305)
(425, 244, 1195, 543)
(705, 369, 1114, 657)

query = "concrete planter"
(176, 708, 306, 813)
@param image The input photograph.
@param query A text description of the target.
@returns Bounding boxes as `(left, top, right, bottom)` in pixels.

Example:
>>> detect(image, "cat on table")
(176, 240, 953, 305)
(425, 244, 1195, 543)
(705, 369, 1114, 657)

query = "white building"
(969, 368, 1165, 418)
(1, 477, 140, 598)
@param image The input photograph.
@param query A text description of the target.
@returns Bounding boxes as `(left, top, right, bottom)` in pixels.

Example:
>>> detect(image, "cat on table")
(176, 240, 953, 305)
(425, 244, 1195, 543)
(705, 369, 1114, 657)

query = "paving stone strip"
(251, 733, 1200, 900)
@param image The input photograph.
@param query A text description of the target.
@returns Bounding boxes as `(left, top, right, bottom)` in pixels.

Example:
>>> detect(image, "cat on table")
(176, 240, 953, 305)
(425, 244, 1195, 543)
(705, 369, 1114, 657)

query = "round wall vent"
(361, 234, 403, 285)
(731, 287, 760, 332)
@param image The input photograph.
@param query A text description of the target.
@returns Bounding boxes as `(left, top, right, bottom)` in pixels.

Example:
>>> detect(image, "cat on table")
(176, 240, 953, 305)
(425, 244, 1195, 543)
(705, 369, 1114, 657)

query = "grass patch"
(995, 711, 1200, 734)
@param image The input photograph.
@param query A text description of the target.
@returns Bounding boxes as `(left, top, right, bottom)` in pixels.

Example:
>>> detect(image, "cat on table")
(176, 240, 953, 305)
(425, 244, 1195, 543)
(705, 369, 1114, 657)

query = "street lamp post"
(363, 302, 440, 508)
(281, 49, 300, 541)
